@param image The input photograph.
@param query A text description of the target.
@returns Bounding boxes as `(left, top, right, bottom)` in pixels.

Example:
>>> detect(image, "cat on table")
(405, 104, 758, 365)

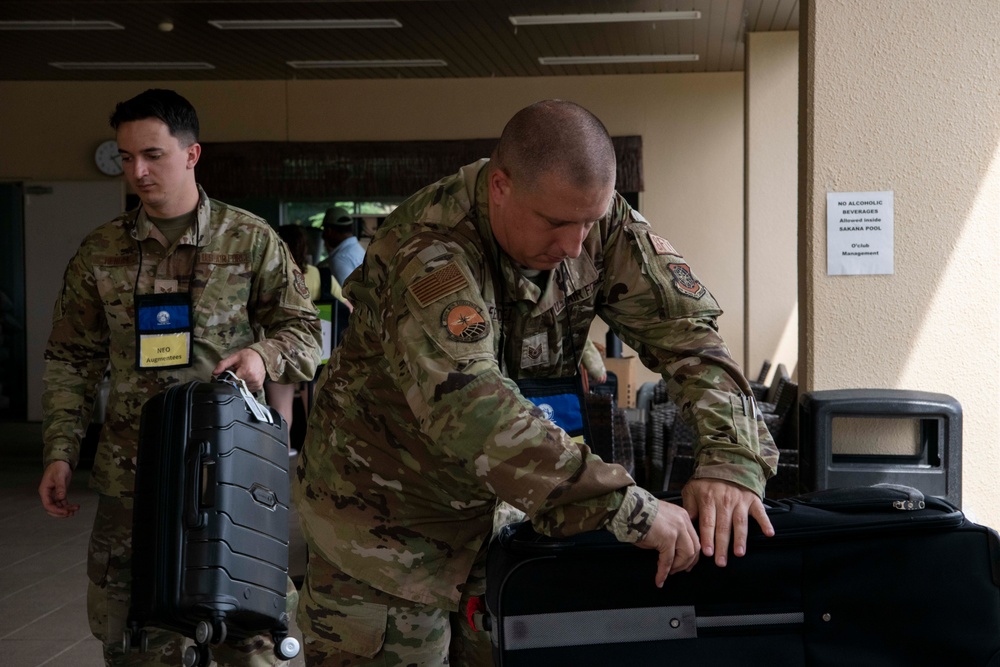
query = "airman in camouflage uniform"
(38, 89, 321, 667)
(295, 100, 778, 666)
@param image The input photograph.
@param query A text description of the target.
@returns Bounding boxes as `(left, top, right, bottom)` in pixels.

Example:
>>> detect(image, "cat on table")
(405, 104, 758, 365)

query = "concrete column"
(746, 31, 799, 384)
(800, 0, 1000, 526)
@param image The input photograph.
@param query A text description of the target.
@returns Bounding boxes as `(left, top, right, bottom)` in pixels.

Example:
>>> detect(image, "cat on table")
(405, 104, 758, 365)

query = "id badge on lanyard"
(515, 375, 593, 446)
(135, 292, 193, 370)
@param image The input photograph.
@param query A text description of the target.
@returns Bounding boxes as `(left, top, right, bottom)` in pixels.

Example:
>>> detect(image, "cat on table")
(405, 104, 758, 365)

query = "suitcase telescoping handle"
(185, 440, 216, 530)
(214, 370, 275, 425)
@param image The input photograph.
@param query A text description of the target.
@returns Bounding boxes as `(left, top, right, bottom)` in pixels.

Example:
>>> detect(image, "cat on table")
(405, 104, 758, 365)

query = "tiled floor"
(0, 422, 307, 667)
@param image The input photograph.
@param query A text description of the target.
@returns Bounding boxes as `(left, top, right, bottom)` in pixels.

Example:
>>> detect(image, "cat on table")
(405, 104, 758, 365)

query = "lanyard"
(130, 204, 202, 370)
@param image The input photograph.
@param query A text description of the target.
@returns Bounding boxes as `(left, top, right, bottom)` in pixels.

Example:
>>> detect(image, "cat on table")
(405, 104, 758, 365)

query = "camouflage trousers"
(87, 494, 298, 666)
(298, 549, 493, 666)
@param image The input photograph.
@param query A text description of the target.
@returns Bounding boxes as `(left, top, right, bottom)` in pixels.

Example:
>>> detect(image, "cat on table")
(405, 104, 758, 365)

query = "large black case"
(485, 486, 1000, 666)
(127, 376, 299, 666)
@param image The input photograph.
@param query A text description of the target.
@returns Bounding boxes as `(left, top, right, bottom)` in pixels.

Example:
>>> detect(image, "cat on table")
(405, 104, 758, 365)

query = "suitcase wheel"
(121, 628, 148, 653)
(275, 636, 300, 660)
(183, 643, 212, 667)
(195, 619, 227, 646)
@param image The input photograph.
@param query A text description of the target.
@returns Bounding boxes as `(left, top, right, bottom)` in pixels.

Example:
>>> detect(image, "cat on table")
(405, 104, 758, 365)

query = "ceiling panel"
(0, 0, 799, 81)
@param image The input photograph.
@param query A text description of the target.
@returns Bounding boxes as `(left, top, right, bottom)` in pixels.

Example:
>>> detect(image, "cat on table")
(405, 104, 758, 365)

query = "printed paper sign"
(827, 191, 894, 275)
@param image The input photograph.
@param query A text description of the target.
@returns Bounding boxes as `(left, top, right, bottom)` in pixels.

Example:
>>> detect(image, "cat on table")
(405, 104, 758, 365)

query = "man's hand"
(634, 500, 700, 588)
(681, 478, 774, 567)
(213, 348, 267, 392)
(39, 461, 81, 518)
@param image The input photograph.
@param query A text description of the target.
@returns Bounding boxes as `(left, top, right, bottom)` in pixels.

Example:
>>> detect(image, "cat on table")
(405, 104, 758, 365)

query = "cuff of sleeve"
(691, 455, 768, 498)
(248, 342, 281, 381)
(607, 486, 659, 544)
(43, 439, 79, 471)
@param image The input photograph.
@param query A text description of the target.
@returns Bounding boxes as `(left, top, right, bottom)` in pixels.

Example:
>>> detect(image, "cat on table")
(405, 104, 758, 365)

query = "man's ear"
(489, 167, 513, 205)
(186, 142, 202, 169)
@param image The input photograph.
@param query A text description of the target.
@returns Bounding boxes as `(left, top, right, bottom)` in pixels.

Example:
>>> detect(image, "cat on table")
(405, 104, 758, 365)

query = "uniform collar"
(129, 184, 212, 248)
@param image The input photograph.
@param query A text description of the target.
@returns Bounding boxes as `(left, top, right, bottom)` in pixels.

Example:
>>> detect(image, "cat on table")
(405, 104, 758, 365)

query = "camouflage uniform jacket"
(296, 160, 777, 610)
(42, 186, 322, 497)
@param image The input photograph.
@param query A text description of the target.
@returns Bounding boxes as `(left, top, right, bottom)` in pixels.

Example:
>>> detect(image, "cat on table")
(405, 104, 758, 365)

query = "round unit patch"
(442, 300, 490, 342)
(292, 269, 310, 298)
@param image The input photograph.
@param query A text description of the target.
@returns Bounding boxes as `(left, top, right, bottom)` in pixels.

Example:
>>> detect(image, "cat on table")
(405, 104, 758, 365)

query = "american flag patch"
(408, 262, 468, 307)
(649, 234, 678, 256)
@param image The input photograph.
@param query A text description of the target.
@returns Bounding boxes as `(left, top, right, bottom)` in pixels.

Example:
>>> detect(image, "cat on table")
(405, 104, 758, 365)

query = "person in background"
(38, 88, 322, 667)
(320, 206, 365, 286)
(294, 99, 777, 666)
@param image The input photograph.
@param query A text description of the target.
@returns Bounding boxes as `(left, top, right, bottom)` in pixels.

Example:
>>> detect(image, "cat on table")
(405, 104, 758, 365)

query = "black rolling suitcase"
(126, 373, 300, 667)
(485, 485, 1000, 666)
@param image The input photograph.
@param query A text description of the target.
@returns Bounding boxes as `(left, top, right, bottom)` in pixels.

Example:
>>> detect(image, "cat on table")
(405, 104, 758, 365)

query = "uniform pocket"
(300, 575, 388, 658)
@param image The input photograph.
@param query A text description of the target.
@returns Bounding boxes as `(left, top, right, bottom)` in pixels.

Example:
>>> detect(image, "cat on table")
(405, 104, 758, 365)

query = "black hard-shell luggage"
(485, 485, 1000, 666)
(126, 373, 300, 667)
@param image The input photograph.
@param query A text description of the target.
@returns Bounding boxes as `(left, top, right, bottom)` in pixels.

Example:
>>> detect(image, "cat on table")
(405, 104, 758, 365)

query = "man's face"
(489, 167, 612, 271)
(322, 225, 338, 248)
(116, 118, 199, 216)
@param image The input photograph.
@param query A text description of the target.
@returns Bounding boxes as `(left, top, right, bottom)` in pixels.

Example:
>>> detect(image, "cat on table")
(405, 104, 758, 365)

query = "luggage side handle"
(185, 440, 215, 530)
(789, 483, 928, 512)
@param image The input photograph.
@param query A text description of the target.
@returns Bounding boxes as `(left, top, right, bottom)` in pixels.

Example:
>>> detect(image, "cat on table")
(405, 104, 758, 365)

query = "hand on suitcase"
(636, 500, 700, 588)
(213, 348, 266, 392)
(681, 478, 774, 567)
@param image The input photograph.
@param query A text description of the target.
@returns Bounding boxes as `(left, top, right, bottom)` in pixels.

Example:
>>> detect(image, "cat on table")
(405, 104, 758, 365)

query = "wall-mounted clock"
(94, 139, 123, 176)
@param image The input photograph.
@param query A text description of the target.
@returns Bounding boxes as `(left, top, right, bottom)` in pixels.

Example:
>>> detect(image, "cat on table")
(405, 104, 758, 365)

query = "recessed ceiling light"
(210, 19, 401, 30)
(50, 62, 216, 71)
(287, 59, 447, 69)
(0, 20, 124, 30)
(510, 11, 701, 26)
(538, 55, 699, 65)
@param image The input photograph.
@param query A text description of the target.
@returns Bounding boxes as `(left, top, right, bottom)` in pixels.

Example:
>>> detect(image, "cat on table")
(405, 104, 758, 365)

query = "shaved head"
(491, 100, 616, 193)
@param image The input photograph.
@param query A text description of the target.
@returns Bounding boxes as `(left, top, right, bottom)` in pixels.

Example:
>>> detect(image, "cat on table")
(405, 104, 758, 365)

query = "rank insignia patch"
(649, 234, 679, 256)
(668, 263, 706, 299)
(442, 301, 490, 342)
(292, 269, 310, 298)
(409, 262, 468, 307)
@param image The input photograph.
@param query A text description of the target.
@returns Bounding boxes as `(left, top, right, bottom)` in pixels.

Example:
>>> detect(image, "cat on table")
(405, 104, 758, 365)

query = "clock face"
(94, 139, 123, 176)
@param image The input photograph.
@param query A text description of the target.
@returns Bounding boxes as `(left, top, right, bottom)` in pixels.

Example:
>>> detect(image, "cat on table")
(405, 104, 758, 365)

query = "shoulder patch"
(292, 269, 310, 298)
(408, 261, 468, 307)
(668, 263, 706, 299)
(649, 234, 679, 256)
(441, 300, 489, 342)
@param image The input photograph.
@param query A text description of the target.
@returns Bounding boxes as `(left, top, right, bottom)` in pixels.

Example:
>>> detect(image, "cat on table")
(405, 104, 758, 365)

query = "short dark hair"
(492, 100, 616, 192)
(109, 88, 199, 145)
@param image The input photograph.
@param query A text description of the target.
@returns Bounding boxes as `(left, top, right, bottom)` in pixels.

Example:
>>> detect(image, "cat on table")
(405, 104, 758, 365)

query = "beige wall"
(0, 74, 747, 386)
(746, 32, 799, 385)
(801, 1, 1000, 527)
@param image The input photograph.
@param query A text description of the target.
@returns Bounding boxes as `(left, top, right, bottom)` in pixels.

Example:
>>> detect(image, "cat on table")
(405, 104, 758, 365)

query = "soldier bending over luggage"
(294, 99, 778, 666)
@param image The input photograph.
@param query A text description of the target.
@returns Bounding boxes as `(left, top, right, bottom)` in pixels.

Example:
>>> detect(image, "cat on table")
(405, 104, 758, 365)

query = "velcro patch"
(292, 269, 310, 298)
(95, 254, 138, 267)
(649, 234, 679, 256)
(668, 263, 706, 299)
(441, 300, 489, 342)
(409, 262, 468, 307)
(200, 252, 250, 264)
